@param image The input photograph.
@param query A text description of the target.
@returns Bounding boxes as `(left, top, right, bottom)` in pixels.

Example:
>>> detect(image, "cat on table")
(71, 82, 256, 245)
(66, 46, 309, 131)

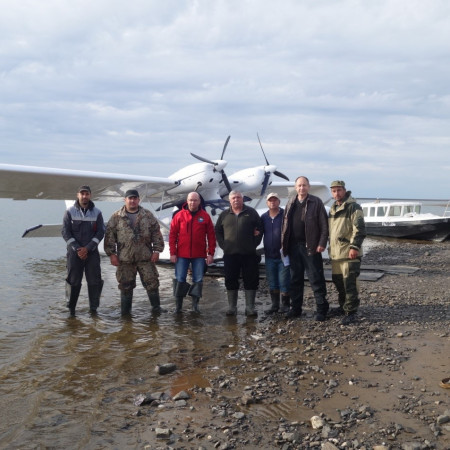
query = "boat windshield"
(404, 204, 421, 214)
(388, 205, 403, 216)
(363, 205, 388, 217)
(388, 204, 421, 216)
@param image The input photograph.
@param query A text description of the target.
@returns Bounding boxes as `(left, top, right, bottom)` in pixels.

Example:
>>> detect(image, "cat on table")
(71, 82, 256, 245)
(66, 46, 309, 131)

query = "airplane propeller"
(257, 133, 289, 196)
(190, 136, 232, 193)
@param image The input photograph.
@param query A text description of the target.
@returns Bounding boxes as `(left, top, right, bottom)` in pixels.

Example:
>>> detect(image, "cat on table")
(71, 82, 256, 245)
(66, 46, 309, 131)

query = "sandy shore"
(132, 240, 449, 449)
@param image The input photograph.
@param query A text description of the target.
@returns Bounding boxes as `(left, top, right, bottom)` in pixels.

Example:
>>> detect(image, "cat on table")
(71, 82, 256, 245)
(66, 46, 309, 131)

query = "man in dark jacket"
(281, 176, 329, 321)
(215, 190, 263, 317)
(169, 192, 216, 313)
(261, 192, 291, 314)
(62, 185, 104, 316)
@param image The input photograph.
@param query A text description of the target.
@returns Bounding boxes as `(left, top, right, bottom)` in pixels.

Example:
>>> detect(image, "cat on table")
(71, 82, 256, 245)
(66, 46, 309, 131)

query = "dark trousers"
(66, 249, 102, 287)
(223, 254, 259, 291)
(289, 243, 328, 314)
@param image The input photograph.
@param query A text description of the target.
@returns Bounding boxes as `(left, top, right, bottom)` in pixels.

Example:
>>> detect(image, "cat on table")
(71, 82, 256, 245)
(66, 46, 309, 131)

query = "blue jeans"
(265, 257, 290, 294)
(175, 257, 206, 283)
(289, 243, 328, 314)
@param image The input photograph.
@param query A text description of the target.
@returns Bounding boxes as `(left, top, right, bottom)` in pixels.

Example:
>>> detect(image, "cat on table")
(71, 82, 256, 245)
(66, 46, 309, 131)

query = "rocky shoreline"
(133, 240, 449, 449)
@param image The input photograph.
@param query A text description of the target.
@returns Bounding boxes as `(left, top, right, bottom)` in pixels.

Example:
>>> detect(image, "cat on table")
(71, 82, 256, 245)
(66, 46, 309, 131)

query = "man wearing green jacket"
(328, 181, 366, 325)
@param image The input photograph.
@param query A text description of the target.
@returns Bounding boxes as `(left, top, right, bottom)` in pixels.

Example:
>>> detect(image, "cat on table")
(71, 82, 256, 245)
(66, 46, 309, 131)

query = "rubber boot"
(245, 289, 258, 317)
(280, 294, 290, 313)
(265, 290, 280, 314)
(148, 290, 167, 314)
(332, 274, 347, 309)
(189, 282, 203, 313)
(66, 282, 82, 316)
(87, 280, 103, 313)
(121, 290, 133, 316)
(226, 290, 238, 316)
(173, 280, 191, 313)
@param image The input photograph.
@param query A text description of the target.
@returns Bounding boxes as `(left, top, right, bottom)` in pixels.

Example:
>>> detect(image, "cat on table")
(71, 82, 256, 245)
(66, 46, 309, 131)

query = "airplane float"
(0, 136, 331, 260)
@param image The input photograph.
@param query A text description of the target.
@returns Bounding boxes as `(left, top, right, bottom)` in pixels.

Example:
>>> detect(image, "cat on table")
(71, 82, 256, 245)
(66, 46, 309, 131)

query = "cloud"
(0, 0, 449, 198)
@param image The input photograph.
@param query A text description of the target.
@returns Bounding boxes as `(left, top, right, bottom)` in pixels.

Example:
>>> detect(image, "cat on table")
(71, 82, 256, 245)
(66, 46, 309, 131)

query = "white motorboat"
(361, 200, 450, 242)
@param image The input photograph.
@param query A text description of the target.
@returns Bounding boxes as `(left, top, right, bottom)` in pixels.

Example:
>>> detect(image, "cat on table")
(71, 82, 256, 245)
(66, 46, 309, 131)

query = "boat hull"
(364, 218, 450, 242)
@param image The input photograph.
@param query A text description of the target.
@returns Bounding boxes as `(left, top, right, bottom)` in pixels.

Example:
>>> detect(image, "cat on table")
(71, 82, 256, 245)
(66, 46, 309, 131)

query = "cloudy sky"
(1, 0, 449, 199)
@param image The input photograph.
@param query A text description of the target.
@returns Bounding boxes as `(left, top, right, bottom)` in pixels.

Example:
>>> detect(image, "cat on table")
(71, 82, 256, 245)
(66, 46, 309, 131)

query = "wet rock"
(436, 414, 449, 425)
(310, 415, 325, 429)
(401, 443, 422, 450)
(282, 430, 301, 442)
(155, 363, 177, 375)
(155, 427, 171, 439)
(321, 443, 339, 450)
(173, 390, 190, 400)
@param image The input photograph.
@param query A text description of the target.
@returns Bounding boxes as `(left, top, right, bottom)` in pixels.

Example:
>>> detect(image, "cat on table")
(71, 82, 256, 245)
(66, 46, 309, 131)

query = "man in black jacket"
(62, 185, 104, 316)
(215, 190, 263, 317)
(281, 176, 329, 321)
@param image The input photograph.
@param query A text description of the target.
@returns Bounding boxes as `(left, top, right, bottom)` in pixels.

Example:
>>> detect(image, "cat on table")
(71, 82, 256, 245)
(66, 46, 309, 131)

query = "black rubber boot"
(280, 294, 290, 313)
(148, 290, 167, 314)
(173, 280, 191, 313)
(244, 290, 258, 317)
(226, 290, 238, 316)
(121, 290, 133, 316)
(66, 282, 82, 316)
(191, 296, 200, 313)
(265, 290, 280, 314)
(88, 280, 103, 313)
(189, 282, 203, 313)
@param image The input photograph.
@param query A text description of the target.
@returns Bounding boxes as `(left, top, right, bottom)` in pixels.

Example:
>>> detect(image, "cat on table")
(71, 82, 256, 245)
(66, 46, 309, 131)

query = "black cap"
(125, 189, 139, 198)
(78, 185, 91, 193)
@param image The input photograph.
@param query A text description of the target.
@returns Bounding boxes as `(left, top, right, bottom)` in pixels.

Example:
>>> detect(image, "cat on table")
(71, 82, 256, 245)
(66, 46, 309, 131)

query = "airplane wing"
(0, 164, 178, 201)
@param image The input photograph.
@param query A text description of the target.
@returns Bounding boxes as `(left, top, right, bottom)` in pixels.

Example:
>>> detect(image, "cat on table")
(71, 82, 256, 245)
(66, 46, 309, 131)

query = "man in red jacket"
(169, 192, 216, 313)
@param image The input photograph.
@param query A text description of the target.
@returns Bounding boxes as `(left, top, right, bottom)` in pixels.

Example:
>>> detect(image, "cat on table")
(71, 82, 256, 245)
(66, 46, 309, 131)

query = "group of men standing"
(62, 177, 366, 325)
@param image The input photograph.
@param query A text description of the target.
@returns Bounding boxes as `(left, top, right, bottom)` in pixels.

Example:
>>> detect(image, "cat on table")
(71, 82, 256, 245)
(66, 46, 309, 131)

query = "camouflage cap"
(330, 180, 346, 188)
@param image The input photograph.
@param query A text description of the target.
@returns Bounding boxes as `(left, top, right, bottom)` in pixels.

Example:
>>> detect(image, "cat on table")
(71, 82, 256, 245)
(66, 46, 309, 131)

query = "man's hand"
(77, 247, 88, 260)
(206, 255, 214, 265)
(349, 249, 359, 259)
(170, 255, 177, 264)
(151, 252, 160, 263)
(316, 246, 325, 253)
(110, 254, 120, 266)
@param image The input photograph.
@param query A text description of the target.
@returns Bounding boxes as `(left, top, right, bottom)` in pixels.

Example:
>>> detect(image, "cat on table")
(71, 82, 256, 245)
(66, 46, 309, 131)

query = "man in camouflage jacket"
(328, 180, 366, 325)
(104, 189, 165, 315)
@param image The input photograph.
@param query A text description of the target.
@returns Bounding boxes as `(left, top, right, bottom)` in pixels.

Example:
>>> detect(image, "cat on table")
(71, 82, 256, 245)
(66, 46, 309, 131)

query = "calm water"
(0, 198, 447, 447)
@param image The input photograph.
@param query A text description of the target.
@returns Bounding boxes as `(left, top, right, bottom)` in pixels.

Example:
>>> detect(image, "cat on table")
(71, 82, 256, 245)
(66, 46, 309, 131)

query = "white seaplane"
(0, 136, 331, 260)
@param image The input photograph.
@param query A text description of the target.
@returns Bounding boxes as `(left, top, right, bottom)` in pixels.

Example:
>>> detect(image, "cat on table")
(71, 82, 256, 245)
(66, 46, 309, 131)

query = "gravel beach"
(130, 240, 449, 449)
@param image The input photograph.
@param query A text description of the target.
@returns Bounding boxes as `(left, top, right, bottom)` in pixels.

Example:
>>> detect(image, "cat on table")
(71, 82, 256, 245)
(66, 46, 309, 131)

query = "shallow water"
(0, 200, 265, 447)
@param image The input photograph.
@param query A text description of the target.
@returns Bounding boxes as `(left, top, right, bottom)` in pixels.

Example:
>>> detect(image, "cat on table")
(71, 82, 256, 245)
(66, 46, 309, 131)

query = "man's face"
(295, 177, 310, 197)
(229, 193, 243, 210)
(77, 190, 91, 207)
(266, 197, 280, 210)
(331, 187, 346, 203)
(187, 194, 200, 212)
(125, 195, 140, 212)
